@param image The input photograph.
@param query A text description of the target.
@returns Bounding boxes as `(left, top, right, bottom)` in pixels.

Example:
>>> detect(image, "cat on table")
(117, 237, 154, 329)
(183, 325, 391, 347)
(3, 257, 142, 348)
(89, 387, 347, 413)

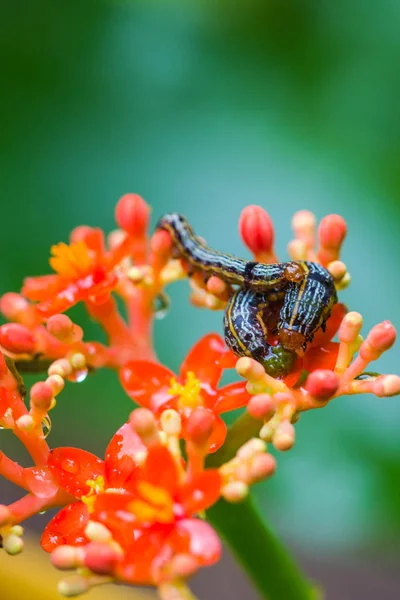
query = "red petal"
(310, 303, 347, 348)
(213, 381, 250, 413)
(120, 528, 171, 585)
(120, 361, 174, 412)
(179, 470, 222, 514)
(22, 274, 63, 302)
(303, 342, 340, 373)
(174, 518, 221, 565)
(48, 447, 105, 497)
(105, 422, 145, 489)
(180, 334, 227, 389)
(142, 446, 179, 496)
(207, 415, 227, 453)
(40, 502, 89, 552)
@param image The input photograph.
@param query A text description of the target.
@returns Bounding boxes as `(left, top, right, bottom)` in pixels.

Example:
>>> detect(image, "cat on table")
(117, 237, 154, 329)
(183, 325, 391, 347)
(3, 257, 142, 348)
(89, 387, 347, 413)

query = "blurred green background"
(1, 1, 400, 598)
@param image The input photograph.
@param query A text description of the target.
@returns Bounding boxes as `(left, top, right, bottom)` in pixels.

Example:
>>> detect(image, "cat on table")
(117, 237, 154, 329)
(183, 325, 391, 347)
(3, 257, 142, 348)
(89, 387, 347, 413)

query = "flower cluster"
(0, 195, 398, 600)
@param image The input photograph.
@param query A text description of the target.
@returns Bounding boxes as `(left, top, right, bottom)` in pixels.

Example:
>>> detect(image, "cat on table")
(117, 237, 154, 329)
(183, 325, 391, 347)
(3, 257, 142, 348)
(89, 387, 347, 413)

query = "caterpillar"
(156, 213, 337, 376)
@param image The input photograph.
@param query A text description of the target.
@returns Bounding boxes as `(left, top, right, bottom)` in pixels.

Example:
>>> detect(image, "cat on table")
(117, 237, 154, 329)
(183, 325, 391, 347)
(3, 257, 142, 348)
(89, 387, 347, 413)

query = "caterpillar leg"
(224, 288, 296, 378)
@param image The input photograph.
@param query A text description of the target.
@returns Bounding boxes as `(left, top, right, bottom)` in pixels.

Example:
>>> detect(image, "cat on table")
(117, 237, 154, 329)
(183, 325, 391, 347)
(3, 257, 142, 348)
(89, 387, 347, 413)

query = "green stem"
(206, 496, 314, 600)
(206, 412, 315, 600)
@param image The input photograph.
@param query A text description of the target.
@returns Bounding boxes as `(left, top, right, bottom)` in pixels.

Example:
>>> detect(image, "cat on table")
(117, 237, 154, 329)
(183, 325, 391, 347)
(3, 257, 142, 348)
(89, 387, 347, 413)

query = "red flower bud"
(30, 381, 54, 411)
(84, 541, 120, 575)
(47, 314, 74, 342)
(0, 323, 36, 354)
(360, 321, 397, 361)
(239, 205, 274, 257)
(318, 214, 347, 249)
(305, 369, 339, 401)
(0, 293, 29, 320)
(115, 193, 150, 237)
(247, 394, 274, 420)
(186, 408, 215, 447)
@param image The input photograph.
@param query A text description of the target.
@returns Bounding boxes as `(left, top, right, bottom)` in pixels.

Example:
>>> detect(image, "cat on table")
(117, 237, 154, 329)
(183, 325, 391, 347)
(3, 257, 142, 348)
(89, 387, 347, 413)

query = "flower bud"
(160, 409, 182, 436)
(222, 481, 248, 503)
(186, 408, 214, 447)
(247, 393, 274, 420)
(3, 533, 24, 555)
(0, 293, 29, 321)
(58, 576, 89, 597)
(30, 382, 54, 411)
(47, 314, 74, 342)
(360, 321, 396, 362)
(46, 374, 65, 396)
(236, 357, 265, 381)
(239, 205, 275, 258)
(170, 553, 199, 579)
(85, 521, 112, 543)
(48, 358, 72, 378)
(249, 453, 276, 482)
(338, 312, 363, 344)
(318, 214, 347, 249)
(51, 545, 84, 570)
(84, 541, 120, 575)
(129, 408, 160, 447)
(372, 375, 400, 397)
(305, 369, 339, 401)
(292, 210, 316, 248)
(0, 323, 36, 354)
(273, 421, 295, 451)
(115, 193, 150, 237)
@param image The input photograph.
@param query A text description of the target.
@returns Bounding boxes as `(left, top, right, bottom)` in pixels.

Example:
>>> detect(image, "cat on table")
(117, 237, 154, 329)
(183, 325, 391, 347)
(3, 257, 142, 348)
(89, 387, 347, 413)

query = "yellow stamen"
(49, 241, 93, 279)
(168, 371, 202, 409)
(81, 476, 105, 513)
(128, 482, 174, 524)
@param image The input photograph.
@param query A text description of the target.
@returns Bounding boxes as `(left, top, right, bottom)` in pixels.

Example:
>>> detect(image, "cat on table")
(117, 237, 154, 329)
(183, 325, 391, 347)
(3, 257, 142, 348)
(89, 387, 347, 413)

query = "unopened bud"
(236, 357, 265, 381)
(273, 421, 295, 451)
(85, 521, 112, 543)
(0, 323, 35, 354)
(3, 533, 24, 555)
(0, 293, 30, 320)
(186, 408, 214, 447)
(305, 369, 339, 401)
(247, 393, 274, 420)
(160, 409, 182, 436)
(292, 210, 316, 248)
(222, 481, 248, 503)
(70, 353, 86, 370)
(16, 414, 34, 431)
(30, 382, 54, 411)
(51, 545, 84, 570)
(170, 553, 199, 579)
(47, 314, 74, 342)
(239, 205, 275, 258)
(115, 193, 150, 237)
(48, 358, 72, 378)
(58, 576, 89, 597)
(46, 374, 65, 396)
(338, 312, 363, 344)
(318, 214, 347, 264)
(129, 408, 159, 447)
(249, 453, 276, 482)
(237, 438, 267, 461)
(360, 321, 396, 362)
(84, 541, 120, 575)
(372, 375, 400, 397)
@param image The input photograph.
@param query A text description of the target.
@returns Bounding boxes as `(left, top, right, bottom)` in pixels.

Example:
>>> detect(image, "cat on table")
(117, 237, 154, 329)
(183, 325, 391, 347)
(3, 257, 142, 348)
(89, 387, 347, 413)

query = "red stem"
(0, 451, 27, 489)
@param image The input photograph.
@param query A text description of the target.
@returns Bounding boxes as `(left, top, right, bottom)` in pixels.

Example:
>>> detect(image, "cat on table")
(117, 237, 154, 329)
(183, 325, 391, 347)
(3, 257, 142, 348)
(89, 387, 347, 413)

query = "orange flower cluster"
(0, 194, 398, 600)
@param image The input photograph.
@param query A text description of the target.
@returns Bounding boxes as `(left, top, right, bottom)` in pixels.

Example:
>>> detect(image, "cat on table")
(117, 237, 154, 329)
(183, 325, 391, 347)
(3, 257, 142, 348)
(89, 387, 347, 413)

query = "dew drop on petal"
(67, 368, 88, 383)
(61, 458, 79, 474)
(154, 292, 170, 320)
(41, 415, 52, 438)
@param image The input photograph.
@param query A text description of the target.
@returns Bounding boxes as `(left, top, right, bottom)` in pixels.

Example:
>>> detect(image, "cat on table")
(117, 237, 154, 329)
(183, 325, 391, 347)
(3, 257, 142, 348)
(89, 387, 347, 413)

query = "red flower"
(120, 333, 250, 452)
(41, 422, 145, 552)
(22, 227, 133, 318)
(91, 445, 222, 584)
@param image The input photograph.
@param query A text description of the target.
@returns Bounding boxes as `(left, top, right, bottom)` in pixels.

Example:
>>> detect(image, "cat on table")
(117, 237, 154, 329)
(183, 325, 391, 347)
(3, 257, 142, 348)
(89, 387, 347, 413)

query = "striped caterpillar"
(156, 213, 337, 377)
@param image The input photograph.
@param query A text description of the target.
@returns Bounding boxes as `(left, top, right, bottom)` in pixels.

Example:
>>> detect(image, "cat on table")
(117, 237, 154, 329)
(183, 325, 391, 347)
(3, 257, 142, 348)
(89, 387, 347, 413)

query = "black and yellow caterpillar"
(156, 213, 337, 377)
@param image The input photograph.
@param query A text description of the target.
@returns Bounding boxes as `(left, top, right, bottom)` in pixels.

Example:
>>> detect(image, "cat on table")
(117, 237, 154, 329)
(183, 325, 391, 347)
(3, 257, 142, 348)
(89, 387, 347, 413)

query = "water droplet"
(0, 425, 5, 430)
(41, 415, 51, 438)
(67, 368, 88, 383)
(39, 510, 47, 515)
(154, 292, 170, 320)
(61, 458, 79, 474)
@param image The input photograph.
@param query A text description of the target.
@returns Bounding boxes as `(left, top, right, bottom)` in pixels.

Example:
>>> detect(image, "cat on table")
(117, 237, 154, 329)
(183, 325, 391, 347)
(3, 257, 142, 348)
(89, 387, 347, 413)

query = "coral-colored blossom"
(120, 333, 250, 452)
